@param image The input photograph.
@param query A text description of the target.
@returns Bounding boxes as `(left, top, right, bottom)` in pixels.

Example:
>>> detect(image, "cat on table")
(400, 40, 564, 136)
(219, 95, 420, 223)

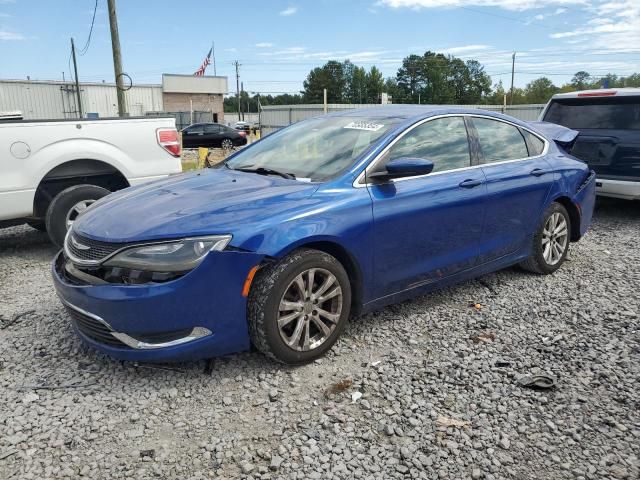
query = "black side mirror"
(368, 157, 435, 182)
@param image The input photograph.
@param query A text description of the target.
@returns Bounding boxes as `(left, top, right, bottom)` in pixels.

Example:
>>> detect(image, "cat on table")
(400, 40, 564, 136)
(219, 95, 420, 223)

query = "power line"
(78, 0, 99, 56)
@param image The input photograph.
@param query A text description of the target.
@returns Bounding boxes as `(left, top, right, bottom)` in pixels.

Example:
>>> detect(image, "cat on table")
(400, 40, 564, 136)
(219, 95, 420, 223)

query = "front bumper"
(52, 249, 264, 362)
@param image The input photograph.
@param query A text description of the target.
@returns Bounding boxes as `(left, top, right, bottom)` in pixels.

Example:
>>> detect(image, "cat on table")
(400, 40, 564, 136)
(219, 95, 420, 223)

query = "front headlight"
(103, 235, 232, 272)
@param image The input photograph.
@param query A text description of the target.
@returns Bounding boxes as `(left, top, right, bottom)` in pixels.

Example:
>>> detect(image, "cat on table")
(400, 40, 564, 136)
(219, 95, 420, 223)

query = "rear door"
(203, 123, 222, 147)
(367, 116, 486, 298)
(543, 96, 640, 181)
(469, 116, 554, 265)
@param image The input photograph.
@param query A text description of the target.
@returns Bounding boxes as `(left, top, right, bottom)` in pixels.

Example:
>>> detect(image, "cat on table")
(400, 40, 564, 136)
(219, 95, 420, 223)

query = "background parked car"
(234, 121, 260, 134)
(541, 88, 640, 200)
(182, 123, 247, 149)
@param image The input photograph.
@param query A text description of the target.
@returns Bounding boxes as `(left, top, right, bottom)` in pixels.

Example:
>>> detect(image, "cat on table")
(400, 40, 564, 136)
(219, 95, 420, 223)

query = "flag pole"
(212, 41, 217, 76)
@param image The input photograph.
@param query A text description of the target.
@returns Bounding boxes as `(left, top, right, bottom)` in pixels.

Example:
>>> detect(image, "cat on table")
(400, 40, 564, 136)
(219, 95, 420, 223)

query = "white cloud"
(533, 13, 544, 19)
(554, 7, 567, 13)
(0, 30, 24, 40)
(438, 44, 491, 54)
(549, 0, 640, 51)
(255, 42, 274, 48)
(378, 0, 586, 12)
(279, 6, 298, 16)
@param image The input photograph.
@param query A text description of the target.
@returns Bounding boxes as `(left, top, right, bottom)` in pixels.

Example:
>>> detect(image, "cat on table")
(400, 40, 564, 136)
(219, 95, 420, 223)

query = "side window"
(521, 129, 545, 156)
(473, 117, 529, 163)
(385, 117, 470, 173)
(204, 124, 220, 134)
(185, 125, 204, 135)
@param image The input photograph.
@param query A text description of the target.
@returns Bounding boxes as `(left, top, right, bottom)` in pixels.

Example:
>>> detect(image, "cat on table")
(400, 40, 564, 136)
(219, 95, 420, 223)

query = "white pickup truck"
(0, 116, 182, 246)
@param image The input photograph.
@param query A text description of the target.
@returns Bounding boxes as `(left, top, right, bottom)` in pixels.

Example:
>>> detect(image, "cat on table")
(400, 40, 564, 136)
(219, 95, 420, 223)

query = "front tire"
(248, 249, 351, 365)
(45, 184, 110, 248)
(520, 202, 571, 275)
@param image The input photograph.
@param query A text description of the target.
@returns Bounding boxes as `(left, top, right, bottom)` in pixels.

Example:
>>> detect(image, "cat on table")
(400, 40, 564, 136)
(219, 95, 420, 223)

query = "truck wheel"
(45, 184, 110, 248)
(26, 220, 47, 232)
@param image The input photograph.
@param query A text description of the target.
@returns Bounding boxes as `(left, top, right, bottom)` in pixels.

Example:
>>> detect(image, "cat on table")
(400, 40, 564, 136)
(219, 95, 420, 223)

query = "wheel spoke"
(306, 269, 316, 298)
(286, 316, 305, 347)
(313, 274, 336, 298)
(302, 320, 310, 350)
(279, 300, 303, 312)
(293, 274, 306, 297)
(318, 286, 341, 303)
(543, 243, 551, 262)
(317, 307, 339, 323)
(311, 316, 331, 336)
(278, 311, 301, 328)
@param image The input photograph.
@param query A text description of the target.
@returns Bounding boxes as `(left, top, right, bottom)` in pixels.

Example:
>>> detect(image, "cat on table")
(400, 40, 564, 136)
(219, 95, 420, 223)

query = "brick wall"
(162, 93, 224, 122)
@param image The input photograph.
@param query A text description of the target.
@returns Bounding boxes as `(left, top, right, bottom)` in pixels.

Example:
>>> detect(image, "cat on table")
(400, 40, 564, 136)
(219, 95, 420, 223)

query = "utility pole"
(510, 52, 516, 106)
(70, 38, 83, 118)
(241, 81, 245, 121)
(107, 0, 127, 116)
(212, 41, 217, 76)
(234, 61, 241, 119)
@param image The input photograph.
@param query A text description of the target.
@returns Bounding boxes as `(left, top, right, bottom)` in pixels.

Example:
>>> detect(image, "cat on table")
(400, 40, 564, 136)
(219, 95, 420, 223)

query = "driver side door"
(366, 116, 487, 299)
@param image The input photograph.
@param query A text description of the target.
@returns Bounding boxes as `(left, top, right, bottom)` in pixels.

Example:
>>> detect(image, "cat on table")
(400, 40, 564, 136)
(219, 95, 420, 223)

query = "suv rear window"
(544, 97, 640, 130)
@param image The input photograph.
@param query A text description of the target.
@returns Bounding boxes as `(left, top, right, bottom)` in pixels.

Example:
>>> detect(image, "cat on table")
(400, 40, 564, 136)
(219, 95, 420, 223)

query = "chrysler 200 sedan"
(52, 107, 596, 365)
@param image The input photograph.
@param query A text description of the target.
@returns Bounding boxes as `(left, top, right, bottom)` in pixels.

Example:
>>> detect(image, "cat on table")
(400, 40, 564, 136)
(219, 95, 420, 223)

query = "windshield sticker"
(343, 121, 384, 132)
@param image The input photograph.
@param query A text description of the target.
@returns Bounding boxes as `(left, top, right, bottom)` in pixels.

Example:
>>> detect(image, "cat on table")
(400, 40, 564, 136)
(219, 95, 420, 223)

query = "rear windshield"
(544, 97, 640, 130)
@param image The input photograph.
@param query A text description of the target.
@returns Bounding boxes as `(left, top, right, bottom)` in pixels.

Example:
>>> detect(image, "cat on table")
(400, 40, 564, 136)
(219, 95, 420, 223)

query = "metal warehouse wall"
(0, 79, 163, 119)
(260, 104, 546, 134)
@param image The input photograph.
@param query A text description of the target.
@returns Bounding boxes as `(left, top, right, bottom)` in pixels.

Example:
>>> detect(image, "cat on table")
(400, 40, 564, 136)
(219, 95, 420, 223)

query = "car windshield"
(225, 116, 400, 181)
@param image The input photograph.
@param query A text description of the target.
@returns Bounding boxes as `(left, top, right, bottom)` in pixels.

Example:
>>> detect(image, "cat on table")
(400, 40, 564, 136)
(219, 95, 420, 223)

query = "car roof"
(327, 105, 534, 130)
(550, 87, 640, 100)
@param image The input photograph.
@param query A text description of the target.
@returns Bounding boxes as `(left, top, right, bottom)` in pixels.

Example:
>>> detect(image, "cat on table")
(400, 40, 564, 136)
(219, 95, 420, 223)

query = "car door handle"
(530, 168, 548, 177)
(459, 179, 483, 188)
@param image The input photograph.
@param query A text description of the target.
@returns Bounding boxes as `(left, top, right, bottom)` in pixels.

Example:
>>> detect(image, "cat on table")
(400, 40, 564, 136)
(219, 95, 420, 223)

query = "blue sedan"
(52, 107, 596, 364)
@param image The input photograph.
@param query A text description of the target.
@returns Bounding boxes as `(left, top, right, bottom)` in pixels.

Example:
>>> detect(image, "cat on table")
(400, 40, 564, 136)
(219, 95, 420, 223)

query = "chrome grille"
(65, 306, 130, 348)
(65, 232, 125, 263)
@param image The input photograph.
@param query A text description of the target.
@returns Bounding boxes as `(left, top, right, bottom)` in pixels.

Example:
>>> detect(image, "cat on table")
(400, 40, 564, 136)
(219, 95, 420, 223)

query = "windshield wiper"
(231, 166, 296, 180)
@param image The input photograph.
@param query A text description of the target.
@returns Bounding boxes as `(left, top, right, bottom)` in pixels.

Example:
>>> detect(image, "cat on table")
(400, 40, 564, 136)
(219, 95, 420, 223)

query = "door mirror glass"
(369, 157, 434, 181)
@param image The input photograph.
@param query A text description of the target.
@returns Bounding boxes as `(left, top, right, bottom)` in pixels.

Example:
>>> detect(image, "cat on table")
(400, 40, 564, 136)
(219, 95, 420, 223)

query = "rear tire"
(221, 138, 233, 150)
(45, 184, 110, 248)
(248, 249, 351, 365)
(520, 202, 571, 275)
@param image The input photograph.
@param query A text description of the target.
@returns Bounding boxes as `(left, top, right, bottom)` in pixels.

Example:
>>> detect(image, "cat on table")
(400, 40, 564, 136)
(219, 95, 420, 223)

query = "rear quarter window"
(544, 97, 640, 130)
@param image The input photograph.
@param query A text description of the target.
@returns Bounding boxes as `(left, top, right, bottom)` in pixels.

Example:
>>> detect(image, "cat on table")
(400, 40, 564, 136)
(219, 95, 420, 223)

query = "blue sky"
(0, 0, 638, 95)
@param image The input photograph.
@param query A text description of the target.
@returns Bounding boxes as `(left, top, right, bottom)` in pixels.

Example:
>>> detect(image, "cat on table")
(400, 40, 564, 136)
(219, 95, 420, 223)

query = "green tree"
(571, 71, 591, 90)
(524, 77, 558, 104)
(302, 61, 346, 103)
(365, 66, 385, 103)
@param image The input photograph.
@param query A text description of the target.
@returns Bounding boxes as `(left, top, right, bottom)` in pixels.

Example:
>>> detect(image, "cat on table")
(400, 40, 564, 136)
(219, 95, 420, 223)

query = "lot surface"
(0, 198, 638, 480)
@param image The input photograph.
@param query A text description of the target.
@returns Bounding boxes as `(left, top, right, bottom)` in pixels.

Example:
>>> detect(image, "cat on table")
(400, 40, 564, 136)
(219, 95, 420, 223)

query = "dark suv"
(541, 88, 640, 200)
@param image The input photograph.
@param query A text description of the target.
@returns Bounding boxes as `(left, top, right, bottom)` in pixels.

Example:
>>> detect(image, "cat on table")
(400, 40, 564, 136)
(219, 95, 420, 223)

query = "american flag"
(194, 48, 212, 76)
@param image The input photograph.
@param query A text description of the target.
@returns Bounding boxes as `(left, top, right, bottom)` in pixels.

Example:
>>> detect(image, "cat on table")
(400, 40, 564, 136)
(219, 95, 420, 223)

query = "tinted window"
(544, 97, 640, 130)
(385, 117, 470, 173)
(185, 125, 204, 135)
(204, 124, 220, 134)
(522, 130, 545, 156)
(473, 118, 529, 163)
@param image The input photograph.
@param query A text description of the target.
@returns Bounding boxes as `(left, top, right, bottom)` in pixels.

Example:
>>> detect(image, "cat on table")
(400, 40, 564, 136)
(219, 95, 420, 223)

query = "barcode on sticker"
(344, 121, 384, 131)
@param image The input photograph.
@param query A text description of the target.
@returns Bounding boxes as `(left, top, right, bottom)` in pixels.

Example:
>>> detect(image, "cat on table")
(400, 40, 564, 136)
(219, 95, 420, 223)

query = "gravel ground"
(0, 198, 638, 480)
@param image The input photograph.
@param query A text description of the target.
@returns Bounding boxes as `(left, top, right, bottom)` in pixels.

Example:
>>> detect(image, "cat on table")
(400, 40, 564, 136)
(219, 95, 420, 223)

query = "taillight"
(238, 131, 247, 138)
(157, 128, 181, 157)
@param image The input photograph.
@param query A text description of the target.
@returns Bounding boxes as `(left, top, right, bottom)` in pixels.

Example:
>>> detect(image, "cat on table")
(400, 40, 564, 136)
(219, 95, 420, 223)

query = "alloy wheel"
(221, 139, 233, 150)
(277, 268, 343, 352)
(65, 200, 95, 229)
(542, 212, 568, 265)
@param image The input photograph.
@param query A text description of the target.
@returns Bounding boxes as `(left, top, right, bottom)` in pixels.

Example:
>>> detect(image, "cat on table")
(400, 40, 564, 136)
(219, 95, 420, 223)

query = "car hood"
(73, 168, 320, 243)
